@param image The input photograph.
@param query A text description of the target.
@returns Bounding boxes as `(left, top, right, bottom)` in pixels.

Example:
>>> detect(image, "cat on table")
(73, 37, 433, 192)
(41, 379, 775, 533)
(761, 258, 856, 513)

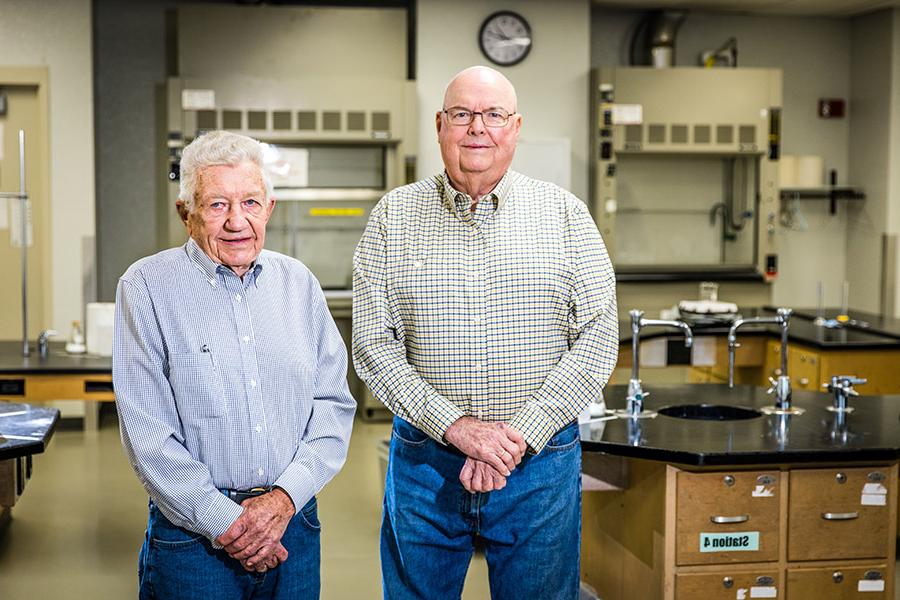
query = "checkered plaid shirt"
(352, 170, 618, 452)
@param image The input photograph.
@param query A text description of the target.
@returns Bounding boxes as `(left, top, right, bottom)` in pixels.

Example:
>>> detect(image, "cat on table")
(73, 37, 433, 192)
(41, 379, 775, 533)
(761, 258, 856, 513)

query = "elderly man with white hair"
(353, 66, 618, 599)
(114, 130, 355, 600)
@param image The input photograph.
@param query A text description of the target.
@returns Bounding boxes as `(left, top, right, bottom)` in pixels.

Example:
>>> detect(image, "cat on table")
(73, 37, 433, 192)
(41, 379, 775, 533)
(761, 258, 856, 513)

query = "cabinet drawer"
(676, 470, 781, 565)
(676, 570, 779, 600)
(787, 565, 888, 599)
(788, 468, 893, 561)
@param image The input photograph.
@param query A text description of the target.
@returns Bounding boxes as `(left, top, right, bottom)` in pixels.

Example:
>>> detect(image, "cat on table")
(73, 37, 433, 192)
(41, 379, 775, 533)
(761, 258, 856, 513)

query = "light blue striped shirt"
(353, 170, 618, 452)
(113, 238, 356, 541)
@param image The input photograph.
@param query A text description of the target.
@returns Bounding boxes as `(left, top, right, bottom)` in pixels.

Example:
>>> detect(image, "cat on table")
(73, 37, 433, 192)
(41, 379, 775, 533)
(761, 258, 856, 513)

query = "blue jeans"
(138, 496, 320, 600)
(381, 417, 582, 600)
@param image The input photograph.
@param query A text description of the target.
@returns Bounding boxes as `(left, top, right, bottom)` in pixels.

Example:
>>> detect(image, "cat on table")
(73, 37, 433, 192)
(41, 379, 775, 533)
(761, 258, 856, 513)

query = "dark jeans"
(138, 497, 320, 600)
(381, 417, 582, 600)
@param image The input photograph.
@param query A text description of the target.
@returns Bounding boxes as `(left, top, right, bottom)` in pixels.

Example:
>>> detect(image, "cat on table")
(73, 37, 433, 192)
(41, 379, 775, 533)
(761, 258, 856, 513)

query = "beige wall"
(416, 0, 591, 201)
(891, 9, 900, 316)
(0, 0, 94, 334)
(178, 5, 407, 81)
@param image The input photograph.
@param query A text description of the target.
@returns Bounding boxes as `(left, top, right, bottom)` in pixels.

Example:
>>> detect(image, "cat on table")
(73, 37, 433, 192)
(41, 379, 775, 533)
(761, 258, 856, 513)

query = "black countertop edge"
(579, 444, 900, 467)
(765, 305, 900, 341)
(0, 341, 112, 374)
(622, 327, 900, 350)
(3, 367, 112, 375)
(618, 306, 900, 350)
(0, 404, 61, 460)
(578, 384, 900, 467)
(617, 271, 765, 283)
(1, 417, 59, 460)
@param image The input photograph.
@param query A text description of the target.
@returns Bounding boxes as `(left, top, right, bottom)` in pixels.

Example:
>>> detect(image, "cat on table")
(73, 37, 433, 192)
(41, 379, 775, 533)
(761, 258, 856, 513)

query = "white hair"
(178, 130, 273, 211)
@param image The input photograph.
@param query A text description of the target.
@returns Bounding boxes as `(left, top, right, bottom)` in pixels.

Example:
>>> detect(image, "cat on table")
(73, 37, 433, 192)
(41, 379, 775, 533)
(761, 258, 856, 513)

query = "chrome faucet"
(37, 329, 58, 359)
(728, 308, 803, 414)
(624, 309, 693, 418)
(824, 375, 866, 413)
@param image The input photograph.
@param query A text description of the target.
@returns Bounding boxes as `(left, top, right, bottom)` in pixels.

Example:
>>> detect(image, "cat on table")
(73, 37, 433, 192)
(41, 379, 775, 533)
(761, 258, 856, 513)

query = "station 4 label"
(699, 532, 760, 552)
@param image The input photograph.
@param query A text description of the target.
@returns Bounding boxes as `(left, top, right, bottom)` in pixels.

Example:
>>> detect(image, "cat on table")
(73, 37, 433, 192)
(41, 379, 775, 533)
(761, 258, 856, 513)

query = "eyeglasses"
(442, 106, 515, 127)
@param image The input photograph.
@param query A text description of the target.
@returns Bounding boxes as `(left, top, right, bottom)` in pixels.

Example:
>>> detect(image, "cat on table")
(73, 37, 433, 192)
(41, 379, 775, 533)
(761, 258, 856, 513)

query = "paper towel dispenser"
(86, 302, 115, 357)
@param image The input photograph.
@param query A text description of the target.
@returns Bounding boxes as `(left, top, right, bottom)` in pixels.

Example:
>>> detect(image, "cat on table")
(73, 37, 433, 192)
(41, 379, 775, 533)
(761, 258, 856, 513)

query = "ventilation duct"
(629, 10, 688, 68)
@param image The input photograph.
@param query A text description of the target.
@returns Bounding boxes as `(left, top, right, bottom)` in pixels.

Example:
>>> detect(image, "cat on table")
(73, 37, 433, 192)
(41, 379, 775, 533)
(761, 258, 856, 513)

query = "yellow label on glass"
(309, 207, 364, 217)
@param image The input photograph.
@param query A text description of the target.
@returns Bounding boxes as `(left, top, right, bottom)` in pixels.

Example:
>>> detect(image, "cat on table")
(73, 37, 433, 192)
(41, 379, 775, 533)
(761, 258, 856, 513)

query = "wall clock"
(478, 11, 532, 67)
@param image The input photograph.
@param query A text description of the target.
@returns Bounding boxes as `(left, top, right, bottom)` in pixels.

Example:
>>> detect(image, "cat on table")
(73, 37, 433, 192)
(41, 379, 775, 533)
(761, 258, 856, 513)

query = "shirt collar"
(439, 170, 513, 217)
(184, 237, 264, 287)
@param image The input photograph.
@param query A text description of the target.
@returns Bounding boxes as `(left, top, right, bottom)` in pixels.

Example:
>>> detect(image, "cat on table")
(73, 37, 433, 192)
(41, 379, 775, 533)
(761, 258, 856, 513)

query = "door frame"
(0, 67, 51, 337)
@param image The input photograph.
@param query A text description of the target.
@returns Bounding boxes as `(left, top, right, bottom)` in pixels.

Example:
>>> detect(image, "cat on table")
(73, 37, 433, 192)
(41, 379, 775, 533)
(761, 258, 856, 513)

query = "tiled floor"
(0, 416, 489, 599)
(0, 415, 897, 599)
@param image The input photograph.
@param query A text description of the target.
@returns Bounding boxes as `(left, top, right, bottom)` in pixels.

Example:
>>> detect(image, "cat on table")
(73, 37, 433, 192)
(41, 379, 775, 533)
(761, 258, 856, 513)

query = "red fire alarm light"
(818, 99, 845, 119)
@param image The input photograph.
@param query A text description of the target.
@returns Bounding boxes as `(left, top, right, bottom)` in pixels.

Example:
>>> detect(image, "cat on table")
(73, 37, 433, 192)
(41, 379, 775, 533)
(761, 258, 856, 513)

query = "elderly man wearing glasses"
(353, 66, 618, 599)
(114, 131, 355, 599)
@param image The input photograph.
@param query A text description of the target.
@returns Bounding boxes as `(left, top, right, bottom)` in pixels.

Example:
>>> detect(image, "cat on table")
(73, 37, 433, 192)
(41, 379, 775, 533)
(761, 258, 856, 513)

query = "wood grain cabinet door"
(676, 470, 781, 565)
(676, 570, 780, 600)
(788, 468, 893, 561)
(787, 346, 820, 391)
(787, 565, 889, 599)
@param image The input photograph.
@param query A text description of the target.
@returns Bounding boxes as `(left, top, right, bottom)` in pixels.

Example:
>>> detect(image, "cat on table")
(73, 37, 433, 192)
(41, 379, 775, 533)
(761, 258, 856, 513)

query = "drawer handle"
(710, 514, 749, 524)
(821, 511, 859, 521)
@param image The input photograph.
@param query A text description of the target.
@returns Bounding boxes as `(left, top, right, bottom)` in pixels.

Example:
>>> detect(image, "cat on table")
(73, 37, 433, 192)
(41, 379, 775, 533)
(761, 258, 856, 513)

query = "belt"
(220, 486, 273, 504)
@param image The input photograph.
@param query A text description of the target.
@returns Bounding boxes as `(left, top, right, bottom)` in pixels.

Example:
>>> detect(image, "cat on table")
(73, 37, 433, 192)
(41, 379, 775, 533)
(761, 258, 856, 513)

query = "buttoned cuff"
(197, 490, 245, 546)
(274, 463, 318, 516)
(418, 394, 466, 444)
(508, 403, 559, 454)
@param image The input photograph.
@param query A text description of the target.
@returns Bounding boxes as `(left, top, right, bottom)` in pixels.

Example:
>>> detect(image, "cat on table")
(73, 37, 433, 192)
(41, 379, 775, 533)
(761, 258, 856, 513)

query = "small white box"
(86, 302, 115, 356)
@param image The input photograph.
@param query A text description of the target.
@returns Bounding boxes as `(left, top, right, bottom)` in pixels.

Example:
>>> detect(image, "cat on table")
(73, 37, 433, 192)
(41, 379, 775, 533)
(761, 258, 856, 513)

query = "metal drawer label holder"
(852, 570, 885, 593)
(699, 531, 759, 552)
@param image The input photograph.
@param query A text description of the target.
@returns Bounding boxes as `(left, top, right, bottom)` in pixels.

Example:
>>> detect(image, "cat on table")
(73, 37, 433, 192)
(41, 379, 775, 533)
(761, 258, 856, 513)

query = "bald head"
(436, 65, 522, 200)
(443, 66, 517, 113)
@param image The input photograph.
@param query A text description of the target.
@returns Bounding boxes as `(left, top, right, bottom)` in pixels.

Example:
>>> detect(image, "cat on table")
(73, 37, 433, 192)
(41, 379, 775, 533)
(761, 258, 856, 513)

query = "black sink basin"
(658, 404, 763, 421)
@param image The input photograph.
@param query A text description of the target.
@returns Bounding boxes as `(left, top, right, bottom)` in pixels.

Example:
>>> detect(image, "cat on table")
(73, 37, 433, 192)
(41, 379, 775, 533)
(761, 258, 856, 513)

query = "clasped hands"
(444, 417, 527, 493)
(215, 487, 295, 573)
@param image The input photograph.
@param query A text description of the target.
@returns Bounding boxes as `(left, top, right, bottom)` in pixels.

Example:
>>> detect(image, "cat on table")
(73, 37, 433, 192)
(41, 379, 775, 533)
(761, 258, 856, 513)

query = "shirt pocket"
(167, 352, 228, 418)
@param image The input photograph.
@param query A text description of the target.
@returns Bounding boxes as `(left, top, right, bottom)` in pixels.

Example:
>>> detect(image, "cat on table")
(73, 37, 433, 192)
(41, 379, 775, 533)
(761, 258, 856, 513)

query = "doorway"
(0, 68, 49, 342)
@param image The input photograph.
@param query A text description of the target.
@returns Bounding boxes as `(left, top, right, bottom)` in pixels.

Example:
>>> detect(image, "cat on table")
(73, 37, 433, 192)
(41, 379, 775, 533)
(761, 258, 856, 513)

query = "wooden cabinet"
(0, 456, 29, 508)
(676, 570, 779, 600)
(0, 373, 114, 431)
(0, 373, 114, 402)
(676, 470, 780, 565)
(789, 467, 894, 561)
(787, 346, 820, 391)
(581, 461, 898, 600)
(762, 340, 820, 391)
(787, 565, 889, 599)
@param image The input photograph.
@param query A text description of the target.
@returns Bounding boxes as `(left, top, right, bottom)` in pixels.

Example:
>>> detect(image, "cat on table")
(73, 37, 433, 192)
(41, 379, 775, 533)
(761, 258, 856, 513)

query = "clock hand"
(491, 37, 531, 48)
(496, 22, 519, 40)
(489, 26, 510, 41)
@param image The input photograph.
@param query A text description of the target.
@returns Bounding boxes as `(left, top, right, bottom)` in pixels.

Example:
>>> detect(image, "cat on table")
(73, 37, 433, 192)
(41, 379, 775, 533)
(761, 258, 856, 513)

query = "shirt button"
(473, 363, 482, 372)
(234, 294, 242, 302)
(250, 379, 257, 388)
(257, 468, 264, 476)
(472, 316, 482, 324)
(243, 335, 251, 343)
(255, 424, 262, 433)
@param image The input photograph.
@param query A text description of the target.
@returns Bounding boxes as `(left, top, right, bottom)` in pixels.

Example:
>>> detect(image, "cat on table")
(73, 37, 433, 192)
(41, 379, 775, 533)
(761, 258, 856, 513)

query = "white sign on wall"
(511, 137, 571, 190)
